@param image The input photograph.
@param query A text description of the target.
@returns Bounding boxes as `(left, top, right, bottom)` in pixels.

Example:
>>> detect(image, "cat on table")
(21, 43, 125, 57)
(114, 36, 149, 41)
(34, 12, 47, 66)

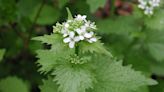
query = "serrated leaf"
(52, 64, 95, 92)
(0, 77, 29, 92)
(36, 50, 58, 74)
(0, 49, 5, 62)
(39, 78, 58, 92)
(86, 0, 106, 13)
(79, 41, 112, 57)
(145, 9, 164, 30)
(144, 30, 164, 62)
(32, 34, 62, 45)
(90, 56, 157, 92)
(29, 4, 60, 25)
(33, 33, 74, 74)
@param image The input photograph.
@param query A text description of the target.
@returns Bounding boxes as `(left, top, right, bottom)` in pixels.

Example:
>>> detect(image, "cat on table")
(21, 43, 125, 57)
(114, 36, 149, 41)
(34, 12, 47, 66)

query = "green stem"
(75, 44, 79, 55)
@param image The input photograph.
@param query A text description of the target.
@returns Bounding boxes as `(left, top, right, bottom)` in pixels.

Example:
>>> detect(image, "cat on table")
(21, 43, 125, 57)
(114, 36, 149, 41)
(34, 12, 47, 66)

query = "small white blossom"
(138, 0, 147, 9)
(149, 0, 160, 7)
(63, 32, 80, 48)
(75, 14, 87, 21)
(138, 0, 160, 15)
(88, 37, 97, 43)
(144, 7, 154, 15)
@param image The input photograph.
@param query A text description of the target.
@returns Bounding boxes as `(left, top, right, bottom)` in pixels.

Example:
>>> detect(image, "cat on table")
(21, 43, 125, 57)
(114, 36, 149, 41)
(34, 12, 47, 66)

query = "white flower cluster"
(138, 0, 160, 15)
(54, 15, 97, 48)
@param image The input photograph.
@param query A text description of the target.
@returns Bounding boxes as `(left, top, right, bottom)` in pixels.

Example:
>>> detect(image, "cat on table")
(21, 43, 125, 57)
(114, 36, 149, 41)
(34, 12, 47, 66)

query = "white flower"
(138, 0, 160, 15)
(84, 31, 94, 38)
(149, 0, 160, 7)
(61, 29, 69, 37)
(64, 23, 69, 28)
(75, 27, 86, 40)
(75, 14, 87, 21)
(144, 6, 154, 15)
(85, 21, 97, 29)
(63, 32, 80, 48)
(138, 0, 147, 9)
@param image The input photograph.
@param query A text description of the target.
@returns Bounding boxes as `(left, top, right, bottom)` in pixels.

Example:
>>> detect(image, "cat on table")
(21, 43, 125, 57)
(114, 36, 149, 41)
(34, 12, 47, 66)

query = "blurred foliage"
(0, 0, 164, 92)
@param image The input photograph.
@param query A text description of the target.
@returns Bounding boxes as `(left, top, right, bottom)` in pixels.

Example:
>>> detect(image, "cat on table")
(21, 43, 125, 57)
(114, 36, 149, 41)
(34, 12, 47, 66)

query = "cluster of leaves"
(0, 0, 164, 92)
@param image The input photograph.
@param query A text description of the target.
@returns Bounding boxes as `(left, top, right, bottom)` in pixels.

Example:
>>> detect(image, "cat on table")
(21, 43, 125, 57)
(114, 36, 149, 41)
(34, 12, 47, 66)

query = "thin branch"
(25, 0, 46, 48)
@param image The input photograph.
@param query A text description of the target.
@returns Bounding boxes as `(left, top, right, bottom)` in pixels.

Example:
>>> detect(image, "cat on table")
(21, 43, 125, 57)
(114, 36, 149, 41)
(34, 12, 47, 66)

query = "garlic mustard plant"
(138, 0, 160, 15)
(33, 8, 157, 92)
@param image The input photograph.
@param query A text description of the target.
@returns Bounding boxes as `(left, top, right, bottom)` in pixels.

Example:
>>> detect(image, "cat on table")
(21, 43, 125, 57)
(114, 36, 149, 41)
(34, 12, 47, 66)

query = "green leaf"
(144, 30, 164, 62)
(39, 78, 58, 92)
(33, 33, 74, 74)
(52, 64, 96, 92)
(32, 34, 62, 45)
(125, 48, 152, 76)
(132, 86, 149, 92)
(86, 0, 106, 13)
(145, 9, 164, 30)
(79, 41, 112, 57)
(36, 50, 58, 74)
(90, 56, 157, 92)
(0, 49, 5, 62)
(29, 4, 60, 25)
(97, 16, 140, 34)
(66, 8, 73, 20)
(0, 77, 29, 92)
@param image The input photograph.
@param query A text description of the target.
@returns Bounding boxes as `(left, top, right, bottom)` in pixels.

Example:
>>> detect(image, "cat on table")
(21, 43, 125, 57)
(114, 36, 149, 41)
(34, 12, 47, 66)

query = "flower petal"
(74, 36, 80, 42)
(84, 32, 93, 38)
(69, 41, 75, 48)
(69, 31, 75, 38)
(79, 35, 84, 40)
(63, 37, 71, 43)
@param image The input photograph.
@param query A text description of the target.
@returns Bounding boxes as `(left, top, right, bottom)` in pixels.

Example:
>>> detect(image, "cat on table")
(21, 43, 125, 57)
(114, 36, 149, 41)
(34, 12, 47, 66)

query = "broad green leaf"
(30, 4, 60, 25)
(0, 77, 29, 92)
(90, 56, 157, 92)
(0, 49, 5, 62)
(86, 0, 106, 12)
(52, 64, 95, 92)
(39, 78, 58, 92)
(145, 9, 164, 30)
(144, 30, 164, 62)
